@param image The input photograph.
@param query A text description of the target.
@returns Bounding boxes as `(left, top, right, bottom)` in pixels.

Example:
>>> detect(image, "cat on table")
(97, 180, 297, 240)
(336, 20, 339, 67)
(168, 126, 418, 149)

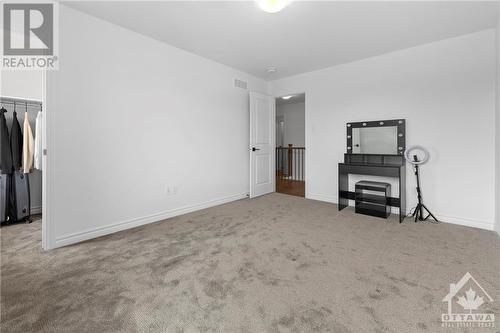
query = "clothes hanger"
(0, 101, 9, 113)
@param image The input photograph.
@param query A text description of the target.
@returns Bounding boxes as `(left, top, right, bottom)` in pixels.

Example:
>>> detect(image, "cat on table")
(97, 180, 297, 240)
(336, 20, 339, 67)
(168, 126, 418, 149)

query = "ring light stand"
(404, 146, 438, 223)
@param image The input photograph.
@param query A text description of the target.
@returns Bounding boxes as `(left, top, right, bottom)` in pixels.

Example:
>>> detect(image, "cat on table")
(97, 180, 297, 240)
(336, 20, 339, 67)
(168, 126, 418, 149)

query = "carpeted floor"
(1, 193, 499, 332)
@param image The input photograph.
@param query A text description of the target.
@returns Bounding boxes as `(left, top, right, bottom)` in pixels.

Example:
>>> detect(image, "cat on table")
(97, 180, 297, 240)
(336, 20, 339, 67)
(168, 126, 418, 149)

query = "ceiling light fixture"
(266, 67, 277, 73)
(256, 0, 289, 13)
(282, 96, 293, 100)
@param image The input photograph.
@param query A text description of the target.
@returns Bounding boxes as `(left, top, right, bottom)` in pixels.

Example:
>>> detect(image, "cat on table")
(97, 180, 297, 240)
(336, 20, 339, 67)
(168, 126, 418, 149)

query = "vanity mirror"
(346, 119, 405, 155)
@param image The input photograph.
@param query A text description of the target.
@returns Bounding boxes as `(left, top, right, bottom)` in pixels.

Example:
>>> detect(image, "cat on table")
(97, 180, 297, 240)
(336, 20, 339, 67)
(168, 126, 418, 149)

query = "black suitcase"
(10, 171, 30, 222)
(0, 173, 10, 223)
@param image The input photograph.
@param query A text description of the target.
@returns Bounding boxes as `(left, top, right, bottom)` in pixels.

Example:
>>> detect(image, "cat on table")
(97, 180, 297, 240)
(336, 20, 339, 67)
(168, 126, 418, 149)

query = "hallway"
(275, 94, 305, 197)
(276, 176, 305, 197)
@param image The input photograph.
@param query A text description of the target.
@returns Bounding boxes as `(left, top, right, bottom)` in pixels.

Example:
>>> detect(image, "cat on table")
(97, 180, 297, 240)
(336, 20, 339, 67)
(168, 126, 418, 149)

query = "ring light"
(404, 145, 429, 165)
(404, 145, 438, 222)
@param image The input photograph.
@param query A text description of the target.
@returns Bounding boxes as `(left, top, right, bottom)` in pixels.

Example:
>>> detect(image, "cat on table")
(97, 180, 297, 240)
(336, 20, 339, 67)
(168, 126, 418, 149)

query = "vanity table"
(338, 119, 406, 222)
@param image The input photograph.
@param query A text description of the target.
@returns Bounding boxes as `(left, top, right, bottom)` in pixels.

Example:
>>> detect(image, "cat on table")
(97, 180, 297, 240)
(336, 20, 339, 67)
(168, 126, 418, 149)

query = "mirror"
(352, 127, 398, 154)
(347, 119, 405, 155)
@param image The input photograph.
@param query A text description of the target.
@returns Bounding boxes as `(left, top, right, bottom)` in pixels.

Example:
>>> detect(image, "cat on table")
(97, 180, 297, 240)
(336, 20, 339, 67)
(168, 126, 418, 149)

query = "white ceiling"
(64, 1, 499, 80)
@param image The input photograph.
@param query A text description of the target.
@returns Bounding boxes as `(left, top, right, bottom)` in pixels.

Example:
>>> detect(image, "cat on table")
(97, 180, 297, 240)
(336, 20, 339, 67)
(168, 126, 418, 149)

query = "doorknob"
(252, 147, 260, 151)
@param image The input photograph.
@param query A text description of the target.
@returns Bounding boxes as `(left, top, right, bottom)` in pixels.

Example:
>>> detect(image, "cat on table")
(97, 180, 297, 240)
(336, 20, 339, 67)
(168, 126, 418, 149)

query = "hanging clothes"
(0, 107, 12, 223)
(10, 111, 23, 171)
(22, 112, 34, 174)
(34, 111, 43, 171)
(0, 108, 13, 174)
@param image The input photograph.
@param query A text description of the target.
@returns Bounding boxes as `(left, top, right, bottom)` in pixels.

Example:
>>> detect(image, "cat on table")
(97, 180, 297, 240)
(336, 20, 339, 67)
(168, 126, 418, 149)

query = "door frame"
(42, 69, 55, 250)
(272, 92, 307, 198)
(1, 71, 53, 250)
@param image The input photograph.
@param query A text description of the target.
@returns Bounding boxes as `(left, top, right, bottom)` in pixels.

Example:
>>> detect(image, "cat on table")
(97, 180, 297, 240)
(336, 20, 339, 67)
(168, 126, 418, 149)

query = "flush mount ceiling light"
(256, 0, 289, 13)
(282, 95, 293, 100)
(266, 67, 277, 73)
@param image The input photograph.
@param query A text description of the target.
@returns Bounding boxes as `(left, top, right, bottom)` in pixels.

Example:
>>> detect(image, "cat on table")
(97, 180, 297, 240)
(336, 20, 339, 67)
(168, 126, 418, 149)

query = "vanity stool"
(355, 181, 391, 218)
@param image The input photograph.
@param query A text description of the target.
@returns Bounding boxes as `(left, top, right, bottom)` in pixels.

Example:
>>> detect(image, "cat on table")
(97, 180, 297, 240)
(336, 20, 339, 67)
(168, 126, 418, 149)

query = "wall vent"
(234, 78, 248, 90)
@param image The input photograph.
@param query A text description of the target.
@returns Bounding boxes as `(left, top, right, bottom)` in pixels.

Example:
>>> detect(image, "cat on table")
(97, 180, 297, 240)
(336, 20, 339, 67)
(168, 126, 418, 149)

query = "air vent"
(234, 78, 248, 90)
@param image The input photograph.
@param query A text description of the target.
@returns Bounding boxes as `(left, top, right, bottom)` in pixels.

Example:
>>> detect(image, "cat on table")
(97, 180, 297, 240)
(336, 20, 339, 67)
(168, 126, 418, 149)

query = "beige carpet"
(1, 193, 499, 332)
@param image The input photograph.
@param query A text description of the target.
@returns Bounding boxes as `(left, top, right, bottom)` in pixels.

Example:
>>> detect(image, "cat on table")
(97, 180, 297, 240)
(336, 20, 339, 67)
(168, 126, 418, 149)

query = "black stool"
(355, 181, 391, 218)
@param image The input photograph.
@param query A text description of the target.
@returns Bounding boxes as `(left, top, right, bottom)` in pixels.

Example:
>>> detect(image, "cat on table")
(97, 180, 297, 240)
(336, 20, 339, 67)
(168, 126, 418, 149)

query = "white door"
(249, 92, 275, 198)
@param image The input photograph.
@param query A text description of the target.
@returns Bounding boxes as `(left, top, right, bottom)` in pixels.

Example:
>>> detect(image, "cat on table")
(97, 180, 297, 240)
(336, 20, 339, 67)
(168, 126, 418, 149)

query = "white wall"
(270, 30, 497, 231)
(45, 5, 267, 248)
(1, 71, 44, 101)
(1, 66, 44, 214)
(495, 13, 500, 235)
(276, 102, 305, 147)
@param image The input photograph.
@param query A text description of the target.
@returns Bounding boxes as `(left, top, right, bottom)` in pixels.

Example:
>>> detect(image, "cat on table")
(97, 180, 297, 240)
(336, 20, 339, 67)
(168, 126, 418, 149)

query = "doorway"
(275, 93, 305, 197)
(0, 69, 48, 249)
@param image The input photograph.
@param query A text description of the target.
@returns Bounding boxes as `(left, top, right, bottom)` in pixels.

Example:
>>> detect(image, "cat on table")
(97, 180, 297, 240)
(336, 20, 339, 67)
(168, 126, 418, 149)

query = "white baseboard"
(435, 214, 495, 231)
(54, 191, 495, 248)
(306, 192, 494, 231)
(306, 193, 336, 203)
(54, 193, 248, 248)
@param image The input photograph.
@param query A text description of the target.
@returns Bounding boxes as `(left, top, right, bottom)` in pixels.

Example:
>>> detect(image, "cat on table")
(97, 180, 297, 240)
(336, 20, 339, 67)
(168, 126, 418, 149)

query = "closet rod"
(0, 96, 42, 108)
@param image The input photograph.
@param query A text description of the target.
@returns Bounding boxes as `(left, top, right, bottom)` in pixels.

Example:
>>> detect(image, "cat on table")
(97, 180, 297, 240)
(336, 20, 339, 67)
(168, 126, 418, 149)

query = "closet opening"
(0, 96, 44, 244)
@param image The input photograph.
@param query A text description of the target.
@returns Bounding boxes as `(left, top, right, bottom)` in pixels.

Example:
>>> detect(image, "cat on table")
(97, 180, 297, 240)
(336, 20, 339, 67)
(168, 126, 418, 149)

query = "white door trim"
(42, 69, 55, 250)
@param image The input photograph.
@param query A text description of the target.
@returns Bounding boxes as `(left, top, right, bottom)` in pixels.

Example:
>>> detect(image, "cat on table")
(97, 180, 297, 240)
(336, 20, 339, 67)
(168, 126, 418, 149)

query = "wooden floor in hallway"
(276, 178, 305, 197)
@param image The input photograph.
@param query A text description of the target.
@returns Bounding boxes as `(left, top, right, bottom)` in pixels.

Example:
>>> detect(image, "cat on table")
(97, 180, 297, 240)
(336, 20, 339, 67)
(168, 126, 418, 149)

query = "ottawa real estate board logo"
(2, 2, 58, 69)
(441, 272, 495, 328)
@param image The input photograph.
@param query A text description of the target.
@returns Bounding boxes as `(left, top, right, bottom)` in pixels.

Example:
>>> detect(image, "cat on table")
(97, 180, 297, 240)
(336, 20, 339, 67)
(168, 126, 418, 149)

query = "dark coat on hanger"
(10, 111, 23, 170)
(0, 109, 13, 174)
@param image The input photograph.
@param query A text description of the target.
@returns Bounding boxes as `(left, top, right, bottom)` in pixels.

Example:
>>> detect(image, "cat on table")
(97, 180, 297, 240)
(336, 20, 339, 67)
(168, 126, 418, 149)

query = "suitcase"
(0, 173, 10, 223)
(10, 171, 30, 222)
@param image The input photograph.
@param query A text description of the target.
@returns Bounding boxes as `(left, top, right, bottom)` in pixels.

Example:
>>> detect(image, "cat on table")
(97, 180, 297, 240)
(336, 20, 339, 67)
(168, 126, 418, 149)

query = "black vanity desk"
(338, 153, 406, 222)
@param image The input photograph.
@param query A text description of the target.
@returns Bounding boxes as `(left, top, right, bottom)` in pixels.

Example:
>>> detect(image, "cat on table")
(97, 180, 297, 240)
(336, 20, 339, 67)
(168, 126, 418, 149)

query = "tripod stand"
(411, 155, 438, 222)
